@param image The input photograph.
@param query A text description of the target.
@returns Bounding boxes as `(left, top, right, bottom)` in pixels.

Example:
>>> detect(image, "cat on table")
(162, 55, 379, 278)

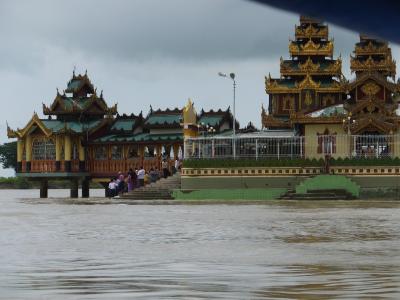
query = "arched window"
(111, 145, 123, 160)
(32, 139, 56, 160)
(317, 129, 337, 155)
(127, 145, 138, 159)
(94, 146, 107, 160)
(72, 143, 78, 160)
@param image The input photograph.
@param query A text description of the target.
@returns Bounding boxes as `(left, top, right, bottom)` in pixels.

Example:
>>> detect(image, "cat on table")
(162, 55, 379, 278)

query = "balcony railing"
(184, 135, 399, 160)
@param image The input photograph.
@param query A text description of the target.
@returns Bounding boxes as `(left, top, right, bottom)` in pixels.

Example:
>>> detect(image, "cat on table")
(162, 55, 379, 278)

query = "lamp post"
(343, 112, 356, 157)
(218, 72, 236, 158)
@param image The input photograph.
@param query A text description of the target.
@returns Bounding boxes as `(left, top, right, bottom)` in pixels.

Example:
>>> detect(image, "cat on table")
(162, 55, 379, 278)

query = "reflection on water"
(0, 189, 399, 299)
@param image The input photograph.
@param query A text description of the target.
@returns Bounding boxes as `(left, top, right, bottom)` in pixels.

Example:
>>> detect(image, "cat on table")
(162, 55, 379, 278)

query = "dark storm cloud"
(0, 0, 295, 69)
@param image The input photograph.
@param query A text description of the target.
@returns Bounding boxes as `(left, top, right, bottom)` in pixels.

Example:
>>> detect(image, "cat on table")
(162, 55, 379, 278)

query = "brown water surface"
(0, 189, 399, 299)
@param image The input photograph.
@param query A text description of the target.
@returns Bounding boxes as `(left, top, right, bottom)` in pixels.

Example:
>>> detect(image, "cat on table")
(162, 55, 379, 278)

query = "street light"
(343, 112, 356, 157)
(218, 72, 236, 158)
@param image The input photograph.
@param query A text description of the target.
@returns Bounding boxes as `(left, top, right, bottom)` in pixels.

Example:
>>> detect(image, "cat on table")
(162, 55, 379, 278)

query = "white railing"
(184, 134, 399, 160)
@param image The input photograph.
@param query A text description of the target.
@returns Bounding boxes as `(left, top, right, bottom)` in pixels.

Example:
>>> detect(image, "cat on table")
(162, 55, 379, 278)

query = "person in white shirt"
(137, 166, 145, 187)
(174, 156, 180, 173)
(108, 179, 117, 197)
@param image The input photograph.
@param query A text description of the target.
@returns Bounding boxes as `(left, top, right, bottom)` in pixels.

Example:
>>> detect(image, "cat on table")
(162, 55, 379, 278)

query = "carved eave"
(347, 71, 399, 92)
(10, 113, 52, 138)
(43, 103, 51, 115)
(107, 104, 118, 115)
(345, 98, 396, 116)
(261, 112, 291, 128)
(280, 57, 342, 76)
(290, 114, 343, 124)
(265, 76, 297, 94)
(266, 75, 344, 94)
(46, 93, 67, 114)
(65, 72, 95, 94)
(350, 55, 396, 77)
(296, 73, 321, 89)
(7, 125, 19, 138)
(349, 117, 397, 134)
(289, 40, 334, 57)
(295, 24, 328, 39)
(354, 41, 389, 56)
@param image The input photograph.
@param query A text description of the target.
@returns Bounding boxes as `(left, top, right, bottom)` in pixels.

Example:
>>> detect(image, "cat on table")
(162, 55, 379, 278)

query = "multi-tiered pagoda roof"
(263, 16, 346, 130)
(345, 35, 400, 134)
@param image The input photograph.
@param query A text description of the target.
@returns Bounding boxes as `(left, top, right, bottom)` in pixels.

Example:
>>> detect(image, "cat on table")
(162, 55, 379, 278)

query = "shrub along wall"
(183, 157, 400, 168)
(183, 158, 324, 168)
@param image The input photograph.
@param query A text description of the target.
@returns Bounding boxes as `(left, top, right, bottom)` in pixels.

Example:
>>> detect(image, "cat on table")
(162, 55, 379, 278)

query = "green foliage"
(183, 156, 400, 169)
(0, 141, 17, 170)
(0, 177, 32, 189)
(183, 158, 323, 168)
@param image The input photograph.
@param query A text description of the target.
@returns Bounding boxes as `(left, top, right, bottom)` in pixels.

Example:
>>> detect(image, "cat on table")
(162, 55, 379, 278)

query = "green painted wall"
(173, 188, 287, 201)
(181, 176, 306, 190)
(349, 176, 400, 188)
(295, 175, 360, 197)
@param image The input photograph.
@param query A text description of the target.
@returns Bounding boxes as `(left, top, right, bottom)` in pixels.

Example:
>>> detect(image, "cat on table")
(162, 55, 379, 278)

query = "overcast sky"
(1, 0, 399, 176)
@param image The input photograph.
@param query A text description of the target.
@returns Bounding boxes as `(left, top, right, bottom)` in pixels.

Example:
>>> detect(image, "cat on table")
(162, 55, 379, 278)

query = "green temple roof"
(93, 132, 183, 143)
(198, 115, 224, 127)
(111, 119, 136, 131)
(145, 114, 182, 126)
(40, 119, 101, 133)
(281, 60, 339, 71)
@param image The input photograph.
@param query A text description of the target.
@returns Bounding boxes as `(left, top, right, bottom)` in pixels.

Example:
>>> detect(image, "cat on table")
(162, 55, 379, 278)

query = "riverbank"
(19, 196, 400, 206)
(0, 177, 102, 189)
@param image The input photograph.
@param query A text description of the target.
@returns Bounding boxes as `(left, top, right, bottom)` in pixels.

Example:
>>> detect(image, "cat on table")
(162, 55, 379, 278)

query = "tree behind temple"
(0, 141, 17, 170)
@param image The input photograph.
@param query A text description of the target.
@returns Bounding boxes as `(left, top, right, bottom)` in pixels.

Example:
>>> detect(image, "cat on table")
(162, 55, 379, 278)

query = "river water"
(1, 189, 400, 299)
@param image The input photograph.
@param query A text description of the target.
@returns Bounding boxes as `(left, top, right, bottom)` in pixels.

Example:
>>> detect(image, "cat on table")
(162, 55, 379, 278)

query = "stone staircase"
(279, 188, 356, 200)
(119, 173, 181, 200)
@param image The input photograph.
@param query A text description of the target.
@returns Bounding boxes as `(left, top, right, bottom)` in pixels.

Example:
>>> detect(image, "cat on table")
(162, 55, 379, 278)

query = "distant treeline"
(0, 177, 102, 189)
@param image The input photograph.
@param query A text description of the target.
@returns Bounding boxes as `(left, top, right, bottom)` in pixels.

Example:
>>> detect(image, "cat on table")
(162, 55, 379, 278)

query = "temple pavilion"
(7, 71, 236, 197)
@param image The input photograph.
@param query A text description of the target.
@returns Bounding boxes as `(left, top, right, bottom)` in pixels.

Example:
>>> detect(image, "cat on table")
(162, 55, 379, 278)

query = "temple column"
(173, 144, 180, 160)
(138, 145, 144, 167)
(70, 178, 78, 198)
(81, 178, 90, 198)
(25, 135, 32, 172)
(55, 135, 62, 171)
(64, 135, 72, 172)
(17, 139, 23, 172)
(40, 179, 48, 198)
(78, 137, 86, 172)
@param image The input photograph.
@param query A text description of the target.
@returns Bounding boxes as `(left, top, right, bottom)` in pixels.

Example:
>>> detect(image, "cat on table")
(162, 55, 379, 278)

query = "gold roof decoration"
(280, 57, 342, 76)
(299, 57, 321, 72)
(350, 55, 396, 77)
(360, 81, 381, 96)
(7, 112, 53, 139)
(295, 24, 328, 39)
(289, 39, 333, 57)
(266, 74, 344, 94)
(261, 113, 291, 129)
(354, 41, 389, 56)
(295, 73, 321, 89)
(325, 57, 342, 74)
(265, 76, 294, 94)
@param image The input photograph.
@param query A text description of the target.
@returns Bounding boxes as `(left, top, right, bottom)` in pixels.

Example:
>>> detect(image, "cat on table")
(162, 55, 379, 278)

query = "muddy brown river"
(1, 189, 399, 299)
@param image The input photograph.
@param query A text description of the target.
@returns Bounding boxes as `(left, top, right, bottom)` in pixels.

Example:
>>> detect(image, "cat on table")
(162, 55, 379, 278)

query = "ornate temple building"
(7, 72, 235, 197)
(7, 15, 400, 198)
(345, 35, 399, 134)
(261, 16, 400, 159)
(262, 16, 346, 131)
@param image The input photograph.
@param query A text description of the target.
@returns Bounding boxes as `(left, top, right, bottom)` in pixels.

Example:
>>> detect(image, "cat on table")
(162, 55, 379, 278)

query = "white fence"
(184, 135, 398, 160)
